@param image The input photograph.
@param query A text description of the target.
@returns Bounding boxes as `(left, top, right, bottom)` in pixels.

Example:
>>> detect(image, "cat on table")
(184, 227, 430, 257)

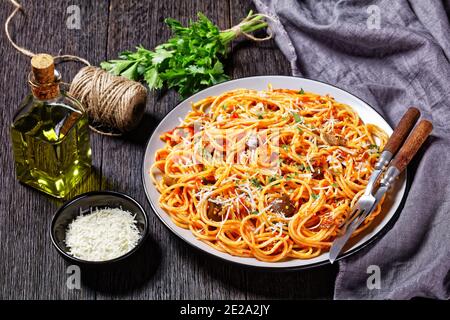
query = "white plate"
(142, 76, 407, 269)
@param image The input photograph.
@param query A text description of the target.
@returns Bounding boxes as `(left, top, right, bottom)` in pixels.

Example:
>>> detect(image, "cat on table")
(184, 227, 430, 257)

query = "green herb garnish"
(292, 112, 304, 124)
(268, 176, 279, 184)
(298, 88, 305, 94)
(281, 144, 289, 151)
(250, 178, 262, 189)
(311, 193, 319, 200)
(101, 12, 269, 98)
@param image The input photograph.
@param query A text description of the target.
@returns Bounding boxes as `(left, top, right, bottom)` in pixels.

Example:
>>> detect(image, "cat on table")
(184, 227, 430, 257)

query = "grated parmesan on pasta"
(65, 208, 141, 261)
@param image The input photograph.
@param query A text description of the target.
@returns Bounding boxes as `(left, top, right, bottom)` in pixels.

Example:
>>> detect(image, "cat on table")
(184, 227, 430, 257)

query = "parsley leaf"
(250, 178, 262, 189)
(311, 193, 319, 200)
(292, 112, 304, 124)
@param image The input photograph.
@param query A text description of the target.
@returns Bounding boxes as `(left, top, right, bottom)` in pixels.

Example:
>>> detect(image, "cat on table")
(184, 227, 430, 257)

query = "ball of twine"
(69, 66, 147, 135)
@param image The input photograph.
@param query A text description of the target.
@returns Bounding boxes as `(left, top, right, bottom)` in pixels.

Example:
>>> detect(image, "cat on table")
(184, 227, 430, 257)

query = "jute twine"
(222, 12, 274, 42)
(5, 0, 147, 136)
(69, 67, 147, 134)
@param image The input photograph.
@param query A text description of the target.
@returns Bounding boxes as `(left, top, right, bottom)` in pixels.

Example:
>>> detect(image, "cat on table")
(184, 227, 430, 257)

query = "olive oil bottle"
(11, 54, 92, 198)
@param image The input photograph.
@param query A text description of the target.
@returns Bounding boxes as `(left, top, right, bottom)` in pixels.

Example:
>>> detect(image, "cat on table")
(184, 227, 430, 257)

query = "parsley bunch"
(101, 11, 269, 98)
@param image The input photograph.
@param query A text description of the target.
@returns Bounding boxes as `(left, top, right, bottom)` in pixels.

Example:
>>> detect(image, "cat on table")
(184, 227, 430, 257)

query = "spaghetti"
(150, 88, 388, 261)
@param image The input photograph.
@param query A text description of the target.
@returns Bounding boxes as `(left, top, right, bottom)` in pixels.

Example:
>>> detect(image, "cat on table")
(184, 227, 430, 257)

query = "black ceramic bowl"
(50, 191, 149, 265)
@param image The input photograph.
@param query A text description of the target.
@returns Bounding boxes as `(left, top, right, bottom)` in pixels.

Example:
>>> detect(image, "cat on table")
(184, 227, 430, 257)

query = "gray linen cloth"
(253, 0, 450, 299)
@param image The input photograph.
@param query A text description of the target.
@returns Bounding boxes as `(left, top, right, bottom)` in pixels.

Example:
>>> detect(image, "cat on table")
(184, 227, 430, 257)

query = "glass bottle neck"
(28, 70, 61, 101)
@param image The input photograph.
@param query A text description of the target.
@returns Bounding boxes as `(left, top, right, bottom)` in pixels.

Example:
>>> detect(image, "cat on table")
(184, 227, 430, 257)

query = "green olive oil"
(10, 54, 92, 198)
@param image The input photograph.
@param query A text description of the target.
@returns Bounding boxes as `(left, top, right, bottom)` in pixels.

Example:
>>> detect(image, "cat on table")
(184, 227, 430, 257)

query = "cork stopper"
(29, 54, 60, 100)
(31, 54, 55, 84)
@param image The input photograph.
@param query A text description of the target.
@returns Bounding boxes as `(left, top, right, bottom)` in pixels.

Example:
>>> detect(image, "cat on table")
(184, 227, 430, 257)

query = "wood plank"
(0, 0, 109, 299)
(96, 0, 248, 300)
(229, 0, 338, 299)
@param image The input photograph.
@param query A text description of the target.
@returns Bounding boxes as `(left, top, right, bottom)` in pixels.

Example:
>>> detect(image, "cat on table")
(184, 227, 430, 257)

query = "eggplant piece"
(207, 201, 224, 222)
(271, 194, 296, 217)
(163, 176, 176, 186)
(322, 132, 347, 146)
(312, 167, 324, 180)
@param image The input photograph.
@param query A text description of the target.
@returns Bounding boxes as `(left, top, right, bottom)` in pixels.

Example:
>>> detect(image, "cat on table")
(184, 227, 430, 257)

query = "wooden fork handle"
(390, 120, 433, 173)
(383, 107, 421, 155)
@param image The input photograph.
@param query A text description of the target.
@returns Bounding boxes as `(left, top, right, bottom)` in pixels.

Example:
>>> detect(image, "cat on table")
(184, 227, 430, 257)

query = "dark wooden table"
(0, 0, 337, 299)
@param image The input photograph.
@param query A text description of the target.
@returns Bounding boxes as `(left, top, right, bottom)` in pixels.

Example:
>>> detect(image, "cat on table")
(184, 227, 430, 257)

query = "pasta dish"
(150, 87, 387, 261)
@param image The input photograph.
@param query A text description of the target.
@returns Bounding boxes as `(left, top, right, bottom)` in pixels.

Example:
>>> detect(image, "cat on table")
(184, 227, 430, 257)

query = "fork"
(329, 107, 420, 263)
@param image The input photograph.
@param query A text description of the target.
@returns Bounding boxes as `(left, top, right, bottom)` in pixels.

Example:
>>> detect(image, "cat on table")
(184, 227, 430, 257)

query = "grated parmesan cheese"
(65, 207, 141, 261)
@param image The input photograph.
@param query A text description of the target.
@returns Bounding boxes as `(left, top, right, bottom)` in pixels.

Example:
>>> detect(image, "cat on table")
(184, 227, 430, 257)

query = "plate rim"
(141, 75, 410, 270)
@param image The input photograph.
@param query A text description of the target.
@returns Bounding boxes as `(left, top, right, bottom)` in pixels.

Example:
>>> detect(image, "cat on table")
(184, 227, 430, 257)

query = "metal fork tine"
(343, 211, 361, 232)
(339, 206, 361, 228)
(347, 208, 361, 223)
